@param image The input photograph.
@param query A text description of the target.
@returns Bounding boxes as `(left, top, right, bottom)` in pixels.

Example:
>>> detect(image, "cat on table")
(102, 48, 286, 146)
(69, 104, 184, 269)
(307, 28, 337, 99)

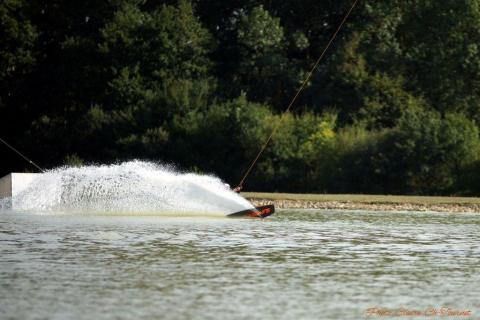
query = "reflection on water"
(1, 210, 479, 319)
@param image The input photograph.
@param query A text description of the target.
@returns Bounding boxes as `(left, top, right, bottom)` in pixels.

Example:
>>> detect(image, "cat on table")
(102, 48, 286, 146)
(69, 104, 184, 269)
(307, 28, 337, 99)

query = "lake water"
(1, 209, 478, 319)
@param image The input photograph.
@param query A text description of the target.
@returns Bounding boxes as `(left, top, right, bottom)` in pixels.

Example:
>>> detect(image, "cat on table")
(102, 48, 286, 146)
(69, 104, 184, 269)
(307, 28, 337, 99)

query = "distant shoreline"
(243, 192, 480, 213)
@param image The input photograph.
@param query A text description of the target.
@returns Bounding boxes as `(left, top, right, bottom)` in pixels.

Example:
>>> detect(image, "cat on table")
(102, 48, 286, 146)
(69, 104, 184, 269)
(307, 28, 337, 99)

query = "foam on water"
(1, 161, 253, 215)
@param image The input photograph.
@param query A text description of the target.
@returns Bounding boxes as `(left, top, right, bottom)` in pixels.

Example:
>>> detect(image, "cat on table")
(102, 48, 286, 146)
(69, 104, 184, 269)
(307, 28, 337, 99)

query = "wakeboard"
(227, 204, 275, 218)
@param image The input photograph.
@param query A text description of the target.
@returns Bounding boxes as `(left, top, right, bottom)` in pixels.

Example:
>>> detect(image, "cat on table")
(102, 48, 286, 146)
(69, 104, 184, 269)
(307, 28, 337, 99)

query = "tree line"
(2, 0, 480, 195)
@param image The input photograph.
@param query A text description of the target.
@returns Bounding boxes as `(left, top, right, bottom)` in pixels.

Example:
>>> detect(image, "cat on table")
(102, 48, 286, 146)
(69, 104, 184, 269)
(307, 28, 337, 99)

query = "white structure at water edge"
(0, 173, 38, 198)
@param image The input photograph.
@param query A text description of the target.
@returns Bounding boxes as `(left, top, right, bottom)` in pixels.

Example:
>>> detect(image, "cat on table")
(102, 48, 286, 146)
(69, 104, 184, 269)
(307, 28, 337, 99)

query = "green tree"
(312, 32, 425, 128)
(398, 0, 480, 117)
(96, 0, 214, 160)
(217, 5, 306, 110)
(0, 0, 37, 83)
(368, 110, 480, 194)
(350, 0, 480, 119)
(9, 0, 117, 168)
(0, 0, 38, 173)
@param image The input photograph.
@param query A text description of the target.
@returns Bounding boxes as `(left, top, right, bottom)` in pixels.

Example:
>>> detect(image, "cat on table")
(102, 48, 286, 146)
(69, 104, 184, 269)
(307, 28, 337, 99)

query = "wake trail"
(2, 161, 253, 215)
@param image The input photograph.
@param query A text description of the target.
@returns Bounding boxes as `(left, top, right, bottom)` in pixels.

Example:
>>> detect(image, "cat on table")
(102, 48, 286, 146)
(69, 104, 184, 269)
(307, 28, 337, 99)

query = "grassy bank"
(241, 192, 480, 212)
(242, 192, 480, 204)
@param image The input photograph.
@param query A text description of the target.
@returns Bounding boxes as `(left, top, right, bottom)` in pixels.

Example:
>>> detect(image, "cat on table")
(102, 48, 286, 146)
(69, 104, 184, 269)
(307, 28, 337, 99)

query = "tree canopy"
(2, 0, 480, 195)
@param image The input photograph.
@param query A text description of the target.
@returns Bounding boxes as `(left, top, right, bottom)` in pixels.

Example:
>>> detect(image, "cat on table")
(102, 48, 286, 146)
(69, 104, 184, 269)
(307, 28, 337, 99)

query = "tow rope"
(0, 137, 44, 172)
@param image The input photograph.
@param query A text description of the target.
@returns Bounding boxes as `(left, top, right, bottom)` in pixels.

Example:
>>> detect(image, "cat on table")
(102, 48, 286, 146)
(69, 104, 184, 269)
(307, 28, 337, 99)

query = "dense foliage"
(2, 0, 480, 195)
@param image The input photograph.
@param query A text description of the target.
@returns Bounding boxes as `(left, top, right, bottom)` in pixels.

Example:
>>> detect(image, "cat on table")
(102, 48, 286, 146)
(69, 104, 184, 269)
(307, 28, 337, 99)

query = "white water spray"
(3, 161, 254, 215)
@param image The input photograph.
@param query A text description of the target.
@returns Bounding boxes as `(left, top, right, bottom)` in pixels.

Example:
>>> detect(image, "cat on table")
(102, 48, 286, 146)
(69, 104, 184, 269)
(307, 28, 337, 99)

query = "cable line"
(0, 137, 44, 172)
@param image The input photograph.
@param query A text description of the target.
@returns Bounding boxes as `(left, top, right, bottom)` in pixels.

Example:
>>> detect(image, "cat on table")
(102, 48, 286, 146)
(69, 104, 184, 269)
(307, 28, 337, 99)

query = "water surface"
(1, 210, 478, 319)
